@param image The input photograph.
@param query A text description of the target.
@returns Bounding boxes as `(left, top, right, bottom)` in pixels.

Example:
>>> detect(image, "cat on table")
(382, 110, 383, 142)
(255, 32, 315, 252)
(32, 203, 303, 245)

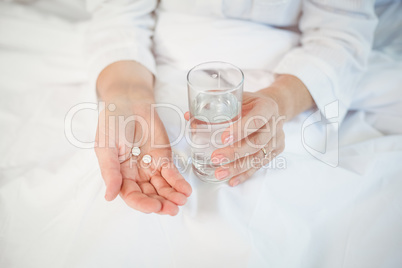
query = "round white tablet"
(142, 154, 152, 164)
(131, 147, 141, 156)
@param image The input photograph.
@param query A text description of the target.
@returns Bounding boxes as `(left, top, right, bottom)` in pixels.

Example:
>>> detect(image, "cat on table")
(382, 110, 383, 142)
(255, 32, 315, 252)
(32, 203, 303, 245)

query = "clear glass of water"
(187, 61, 244, 183)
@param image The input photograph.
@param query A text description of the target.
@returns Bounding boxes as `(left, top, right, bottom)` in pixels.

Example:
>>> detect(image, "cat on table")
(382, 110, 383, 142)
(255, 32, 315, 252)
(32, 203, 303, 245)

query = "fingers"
(214, 137, 285, 186)
(150, 175, 188, 206)
(135, 149, 192, 198)
(151, 195, 180, 216)
(120, 150, 190, 215)
(94, 146, 123, 201)
(214, 151, 269, 182)
(120, 179, 162, 213)
(211, 123, 275, 164)
(220, 98, 279, 144)
(184, 111, 190, 121)
(120, 179, 180, 216)
(229, 167, 259, 187)
(138, 181, 180, 216)
(161, 164, 192, 197)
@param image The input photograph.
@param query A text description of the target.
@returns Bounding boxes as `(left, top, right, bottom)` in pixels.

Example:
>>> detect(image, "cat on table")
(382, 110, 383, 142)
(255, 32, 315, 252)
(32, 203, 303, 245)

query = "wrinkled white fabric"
(85, 0, 383, 123)
(1, 1, 402, 268)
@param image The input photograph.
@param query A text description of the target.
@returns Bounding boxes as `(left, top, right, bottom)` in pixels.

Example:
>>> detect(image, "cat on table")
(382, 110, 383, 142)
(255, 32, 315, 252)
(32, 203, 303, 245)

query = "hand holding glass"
(187, 61, 244, 183)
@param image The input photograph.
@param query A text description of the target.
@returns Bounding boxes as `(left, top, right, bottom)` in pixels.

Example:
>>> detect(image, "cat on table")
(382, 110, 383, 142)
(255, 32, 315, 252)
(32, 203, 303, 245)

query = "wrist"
(257, 83, 291, 119)
(101, 83, 155, 104)
(258, 74, 314, 120)
(96, 61, 155, 103)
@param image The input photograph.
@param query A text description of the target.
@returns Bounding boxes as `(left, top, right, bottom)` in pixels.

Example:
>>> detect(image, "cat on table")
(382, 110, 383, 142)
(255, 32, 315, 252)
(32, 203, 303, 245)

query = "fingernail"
(211, 154, 226, 164)
(105, 194, 112, 201)
(224, 135, 233, 144)
(215, 169, 230, 180)
(231, 179, 240, 187)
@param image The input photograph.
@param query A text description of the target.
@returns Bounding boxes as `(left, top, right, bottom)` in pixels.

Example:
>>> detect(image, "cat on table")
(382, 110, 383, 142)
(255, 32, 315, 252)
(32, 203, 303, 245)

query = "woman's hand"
(94, 61, 192, 216)
(211, 91, 286, 186)
(95, 94, 192, 216)
(211, 74, 315, 187)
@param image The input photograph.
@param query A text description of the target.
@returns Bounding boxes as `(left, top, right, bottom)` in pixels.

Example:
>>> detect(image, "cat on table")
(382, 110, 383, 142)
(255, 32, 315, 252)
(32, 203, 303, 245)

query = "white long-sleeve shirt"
(85, 0, 379, 122)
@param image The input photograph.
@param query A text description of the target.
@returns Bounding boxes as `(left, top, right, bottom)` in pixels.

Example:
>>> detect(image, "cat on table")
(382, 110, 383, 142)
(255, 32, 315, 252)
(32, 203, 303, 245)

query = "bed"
(1, 1, 402, 267)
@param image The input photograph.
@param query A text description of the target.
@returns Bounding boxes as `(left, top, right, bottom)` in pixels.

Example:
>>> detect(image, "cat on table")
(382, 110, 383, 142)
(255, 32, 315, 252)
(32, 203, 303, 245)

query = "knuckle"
(233, 165, 243, 175)
(267, 98, 279, 111)
(227, 146, 238, 160)
(254, 97, 267, 108)
(251, 133, 265, 147)
(273, 101, 279, 113)
(231, 159, 246, 174)
(250, 154, 263, 169)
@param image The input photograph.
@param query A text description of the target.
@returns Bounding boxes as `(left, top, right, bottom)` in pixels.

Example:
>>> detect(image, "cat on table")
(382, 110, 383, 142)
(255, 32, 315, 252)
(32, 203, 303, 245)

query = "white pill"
(142, 154, 152, 164)
(131, 147, 141, 156)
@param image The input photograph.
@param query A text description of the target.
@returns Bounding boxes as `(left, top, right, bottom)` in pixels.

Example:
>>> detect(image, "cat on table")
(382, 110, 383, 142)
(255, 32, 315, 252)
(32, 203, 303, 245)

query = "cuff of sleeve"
(86, 45, 156, 94)
(274, 51, 348, 123)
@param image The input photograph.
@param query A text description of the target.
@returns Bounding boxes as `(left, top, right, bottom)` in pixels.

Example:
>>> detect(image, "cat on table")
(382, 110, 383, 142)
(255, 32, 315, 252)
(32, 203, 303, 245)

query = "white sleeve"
(85, 0, 157, 91)
(274, 0, 377, 122)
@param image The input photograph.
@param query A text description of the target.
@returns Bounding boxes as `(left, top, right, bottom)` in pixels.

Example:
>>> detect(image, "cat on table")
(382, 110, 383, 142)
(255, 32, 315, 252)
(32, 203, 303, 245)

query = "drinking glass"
(187, 61, 244, 183)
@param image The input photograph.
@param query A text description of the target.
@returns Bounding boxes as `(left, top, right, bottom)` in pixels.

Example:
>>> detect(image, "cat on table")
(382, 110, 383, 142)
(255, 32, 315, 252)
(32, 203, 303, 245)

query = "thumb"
(95, 146, 123, 201)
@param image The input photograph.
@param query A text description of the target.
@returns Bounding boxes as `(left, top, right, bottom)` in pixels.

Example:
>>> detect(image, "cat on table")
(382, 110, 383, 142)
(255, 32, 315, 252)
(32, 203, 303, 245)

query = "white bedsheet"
(1, 2, 402, 268)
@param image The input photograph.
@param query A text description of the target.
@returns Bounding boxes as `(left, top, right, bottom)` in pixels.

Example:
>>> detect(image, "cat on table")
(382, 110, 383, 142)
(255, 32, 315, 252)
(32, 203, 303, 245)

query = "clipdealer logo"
(301, 100, 339, 167)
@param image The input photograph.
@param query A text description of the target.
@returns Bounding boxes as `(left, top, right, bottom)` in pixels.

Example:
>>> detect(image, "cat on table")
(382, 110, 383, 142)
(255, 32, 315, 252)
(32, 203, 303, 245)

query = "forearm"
(258, 74, 315, 121)
(96, 61, 155, 102)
